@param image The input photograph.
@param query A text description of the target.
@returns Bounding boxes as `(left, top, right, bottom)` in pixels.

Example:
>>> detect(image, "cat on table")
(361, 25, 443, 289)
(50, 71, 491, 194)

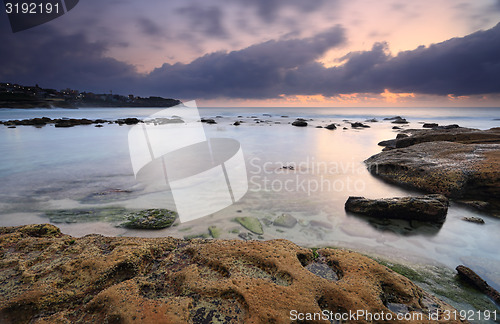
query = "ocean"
(1, 106, 499, 295)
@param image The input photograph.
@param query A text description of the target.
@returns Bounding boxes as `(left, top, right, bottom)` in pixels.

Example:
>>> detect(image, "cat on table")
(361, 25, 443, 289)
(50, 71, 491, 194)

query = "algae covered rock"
(235, 217, 263, 235)
(208, 226, 222, 238)
(121, 209, 177, 229)
(273, 213, 297, 228)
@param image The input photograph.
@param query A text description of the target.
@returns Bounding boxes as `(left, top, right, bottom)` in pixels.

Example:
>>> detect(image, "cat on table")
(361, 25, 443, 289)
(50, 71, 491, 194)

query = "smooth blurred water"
(1, 107, 499, 294)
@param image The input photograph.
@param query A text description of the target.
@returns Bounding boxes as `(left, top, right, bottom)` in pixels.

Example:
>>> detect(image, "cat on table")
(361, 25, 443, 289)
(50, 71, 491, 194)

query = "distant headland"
(0, 82, 181, 108)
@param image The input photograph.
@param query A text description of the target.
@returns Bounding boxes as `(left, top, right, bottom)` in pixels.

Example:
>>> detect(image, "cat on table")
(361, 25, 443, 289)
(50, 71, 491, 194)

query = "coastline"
(1, 109, 499, 322)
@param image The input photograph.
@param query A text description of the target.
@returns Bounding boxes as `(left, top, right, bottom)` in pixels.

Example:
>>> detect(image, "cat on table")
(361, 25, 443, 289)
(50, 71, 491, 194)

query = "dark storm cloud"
(1, 14, 499, 99)
(144, 23, 500, 98)
(175, 5, 228, 38)
(0, 25, 141, 94)
(144, 25, 346, 98)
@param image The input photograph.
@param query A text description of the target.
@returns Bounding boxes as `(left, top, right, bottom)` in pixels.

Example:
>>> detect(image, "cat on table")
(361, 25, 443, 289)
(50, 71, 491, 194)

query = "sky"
(1, 0, 500, 107)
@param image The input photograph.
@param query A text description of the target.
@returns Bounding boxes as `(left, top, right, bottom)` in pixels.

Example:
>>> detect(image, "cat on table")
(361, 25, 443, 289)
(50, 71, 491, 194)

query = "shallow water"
(1, 107, 499, 297)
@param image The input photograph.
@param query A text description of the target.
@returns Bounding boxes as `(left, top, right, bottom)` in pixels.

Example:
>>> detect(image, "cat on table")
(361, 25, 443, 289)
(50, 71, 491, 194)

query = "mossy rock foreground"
(121, 209, 177, 229)
(0, 224, 464, 323)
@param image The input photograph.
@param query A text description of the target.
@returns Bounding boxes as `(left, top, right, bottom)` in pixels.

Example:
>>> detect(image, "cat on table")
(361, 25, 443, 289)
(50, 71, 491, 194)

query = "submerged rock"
(208, 226, 222, 238)
(325, 123, 337, 130)
(0, 224, 462, 323)
(345, 194, 449, 222)
(273, 213, 297, 228)
(235, 217, 263, 235)
(121, 209, 177, 229)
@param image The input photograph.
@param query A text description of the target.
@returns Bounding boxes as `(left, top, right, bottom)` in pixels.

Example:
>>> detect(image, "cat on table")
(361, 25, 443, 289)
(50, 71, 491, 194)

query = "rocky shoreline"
(0, 224, 464, 323)
(367, 127, 500, 216)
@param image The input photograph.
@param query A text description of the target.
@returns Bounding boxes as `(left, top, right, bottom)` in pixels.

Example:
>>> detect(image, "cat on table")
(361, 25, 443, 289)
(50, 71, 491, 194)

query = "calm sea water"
(1, 107, 499, 295)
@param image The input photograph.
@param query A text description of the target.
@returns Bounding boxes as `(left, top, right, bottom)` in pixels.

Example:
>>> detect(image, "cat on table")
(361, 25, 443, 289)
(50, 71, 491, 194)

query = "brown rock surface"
(0, 224, 463, 323)
(395, 127, 500, 148)
(366, 141, 500, 216)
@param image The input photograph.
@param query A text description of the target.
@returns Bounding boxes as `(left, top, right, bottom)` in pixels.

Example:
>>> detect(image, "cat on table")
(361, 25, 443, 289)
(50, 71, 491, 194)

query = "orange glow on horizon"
(380, 89, 415, 103)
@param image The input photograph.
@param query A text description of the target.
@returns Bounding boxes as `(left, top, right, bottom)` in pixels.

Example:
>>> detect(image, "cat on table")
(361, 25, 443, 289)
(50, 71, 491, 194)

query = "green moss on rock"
(121, 209, 177, 229)
(235, 217, 263, 235)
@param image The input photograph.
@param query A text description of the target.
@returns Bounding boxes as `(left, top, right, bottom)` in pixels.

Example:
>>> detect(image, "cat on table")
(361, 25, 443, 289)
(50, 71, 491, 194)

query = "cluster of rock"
(368, 127, 500, 215)
(1, 117, 142, 128)
(0, 224, 463, 323)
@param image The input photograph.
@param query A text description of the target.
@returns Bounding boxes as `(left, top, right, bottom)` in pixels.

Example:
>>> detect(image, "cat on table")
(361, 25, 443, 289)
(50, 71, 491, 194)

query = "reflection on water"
(0, 107, 500, 294)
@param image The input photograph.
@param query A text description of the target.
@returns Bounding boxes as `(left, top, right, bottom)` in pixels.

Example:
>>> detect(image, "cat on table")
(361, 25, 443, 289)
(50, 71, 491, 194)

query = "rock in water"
(273, 213, 298, 228)
(121, 209, 177, 229)
(456, 265, 500, 306)
(0, 224, 462, 323)
(345, 195, 449, 222)
(325, 123, 337, 130)
(365, 140, 500, 215)
(235, 217, 263, 234)
(292, 119, 308, 127)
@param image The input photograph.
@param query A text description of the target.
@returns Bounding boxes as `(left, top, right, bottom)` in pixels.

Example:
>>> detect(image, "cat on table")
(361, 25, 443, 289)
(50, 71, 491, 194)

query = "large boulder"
(365, 141, 500, 215)
(0, 225, 462, 323)
(345, 194, 449, 222)
(389, 127, 500, 148)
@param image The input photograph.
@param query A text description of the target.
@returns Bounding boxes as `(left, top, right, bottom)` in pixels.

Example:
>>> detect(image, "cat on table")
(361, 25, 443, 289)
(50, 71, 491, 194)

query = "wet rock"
(365, 140, 500, 215)
(233, 121, 241, 126)
(378, 139, 397, 148)
(461, 217, 485, 224)
(351, 122, 370, 128)
(394, 127, 500, 148)
(325, 123, 337, 130)
(365, 118, 378, 122)
(273, 213, 297, 228)
(315, 126, 323, 128)
(119, 118, 141, 125)
(384, 116, 403, 120)
(343, 127, 348, 130)
(456, 265, 500, 306)
(235, 217, 263, 235)
(391, 117, 409, 124)
(309, 220, 334, 229)
(345, 195, 449, 222)
(184, 233, 210, 240)
(45, 207, 128, 224)
(121, 209, 177, 229)
(423, 123, 439, 128)
(392, 126, 402, 130)
(0, 225, 463, 323)
(201, 118, 217, 124)
(396, 133, 409, 139)
(208, 226, 222, 238)
(292, 119, 308, 127)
